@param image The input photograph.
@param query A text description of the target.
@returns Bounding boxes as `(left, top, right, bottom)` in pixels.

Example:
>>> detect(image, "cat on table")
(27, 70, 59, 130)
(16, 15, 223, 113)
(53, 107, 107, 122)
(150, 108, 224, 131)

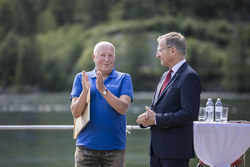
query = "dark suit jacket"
(149, 62, 201, 159)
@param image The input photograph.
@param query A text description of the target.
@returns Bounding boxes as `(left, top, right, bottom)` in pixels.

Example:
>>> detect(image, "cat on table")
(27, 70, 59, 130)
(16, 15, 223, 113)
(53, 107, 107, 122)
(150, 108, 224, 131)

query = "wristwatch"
(102, 89, 108, 96)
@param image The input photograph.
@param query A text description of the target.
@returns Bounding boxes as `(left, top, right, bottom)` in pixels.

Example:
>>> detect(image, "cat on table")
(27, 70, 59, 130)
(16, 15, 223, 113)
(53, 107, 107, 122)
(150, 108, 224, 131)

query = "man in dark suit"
(137, 32, 201, 167)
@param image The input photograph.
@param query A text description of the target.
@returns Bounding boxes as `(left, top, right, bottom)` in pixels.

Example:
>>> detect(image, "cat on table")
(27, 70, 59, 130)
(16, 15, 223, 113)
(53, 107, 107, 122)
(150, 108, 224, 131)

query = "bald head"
(93, 41, 115, 55)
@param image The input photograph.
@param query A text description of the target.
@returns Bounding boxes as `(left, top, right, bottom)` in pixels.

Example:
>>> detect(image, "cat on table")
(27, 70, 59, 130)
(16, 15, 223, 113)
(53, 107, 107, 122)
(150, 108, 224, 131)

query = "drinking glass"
(221, 107, 228, 122)
(198, 107, 206, 122)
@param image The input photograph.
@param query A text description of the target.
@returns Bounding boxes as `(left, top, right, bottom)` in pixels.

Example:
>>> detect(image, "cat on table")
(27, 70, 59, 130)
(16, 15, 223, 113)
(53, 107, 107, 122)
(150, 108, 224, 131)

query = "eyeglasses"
(157, 45, 174, 53)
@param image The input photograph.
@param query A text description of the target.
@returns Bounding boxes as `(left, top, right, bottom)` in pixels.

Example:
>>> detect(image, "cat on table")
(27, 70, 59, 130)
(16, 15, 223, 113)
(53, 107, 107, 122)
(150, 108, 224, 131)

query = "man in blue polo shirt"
(70, 41, 133, 167)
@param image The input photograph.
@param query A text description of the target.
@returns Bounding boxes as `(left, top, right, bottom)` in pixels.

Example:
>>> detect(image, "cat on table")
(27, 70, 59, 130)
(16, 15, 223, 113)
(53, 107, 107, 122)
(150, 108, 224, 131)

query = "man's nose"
(104, 55, 109, 61)
(156, 52, 160, 57)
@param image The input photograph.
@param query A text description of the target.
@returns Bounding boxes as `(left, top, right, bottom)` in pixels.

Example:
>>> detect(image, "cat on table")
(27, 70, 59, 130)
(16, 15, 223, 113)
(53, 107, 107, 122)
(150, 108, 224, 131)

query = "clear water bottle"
(206, 98, 214, 122)
(215, 98, 223, 122)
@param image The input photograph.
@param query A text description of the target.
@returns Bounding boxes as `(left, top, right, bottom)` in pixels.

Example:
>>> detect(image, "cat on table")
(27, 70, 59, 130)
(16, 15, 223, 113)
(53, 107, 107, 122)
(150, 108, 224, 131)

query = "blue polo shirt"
(70, 68, 133, 150)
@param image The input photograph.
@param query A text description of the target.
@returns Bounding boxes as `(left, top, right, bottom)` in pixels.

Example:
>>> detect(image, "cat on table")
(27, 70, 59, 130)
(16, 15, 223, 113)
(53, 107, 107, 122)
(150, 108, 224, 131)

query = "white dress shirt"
(170, 59, 186, 78)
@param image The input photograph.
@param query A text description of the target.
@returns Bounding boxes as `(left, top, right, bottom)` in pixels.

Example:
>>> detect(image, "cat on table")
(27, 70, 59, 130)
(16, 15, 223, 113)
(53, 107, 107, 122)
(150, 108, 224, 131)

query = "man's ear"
(170, 47, 174, 55)
(172, 46, 177, 55)
(92, 54, 95, 60)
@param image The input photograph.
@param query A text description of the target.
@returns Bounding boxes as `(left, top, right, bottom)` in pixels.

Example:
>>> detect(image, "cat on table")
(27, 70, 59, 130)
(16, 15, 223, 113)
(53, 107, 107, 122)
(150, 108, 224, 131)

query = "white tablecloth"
(194, 122, 250, 167)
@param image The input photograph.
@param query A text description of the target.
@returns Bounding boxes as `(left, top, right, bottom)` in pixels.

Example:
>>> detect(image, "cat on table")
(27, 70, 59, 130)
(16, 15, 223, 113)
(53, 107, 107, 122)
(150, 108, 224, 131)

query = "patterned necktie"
(160, 69, 173, 94)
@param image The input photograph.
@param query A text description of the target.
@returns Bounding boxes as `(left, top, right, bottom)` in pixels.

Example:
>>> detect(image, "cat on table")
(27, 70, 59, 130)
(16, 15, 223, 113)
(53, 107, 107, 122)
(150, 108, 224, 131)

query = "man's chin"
(101, 68, 112, 74)
(160, 62, 167, 67)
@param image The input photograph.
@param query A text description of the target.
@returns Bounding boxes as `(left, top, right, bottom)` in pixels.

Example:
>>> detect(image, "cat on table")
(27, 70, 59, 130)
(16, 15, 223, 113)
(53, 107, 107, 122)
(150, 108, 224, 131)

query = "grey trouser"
(75, 146, 126, 167)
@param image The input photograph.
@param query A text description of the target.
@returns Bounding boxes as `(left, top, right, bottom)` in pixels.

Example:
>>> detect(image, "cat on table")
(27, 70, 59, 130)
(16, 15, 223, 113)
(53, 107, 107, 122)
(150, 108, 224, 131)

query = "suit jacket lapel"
(153, 63, 188, 106)
(152, 71, 168, 105)
(157, 73, 180, 100)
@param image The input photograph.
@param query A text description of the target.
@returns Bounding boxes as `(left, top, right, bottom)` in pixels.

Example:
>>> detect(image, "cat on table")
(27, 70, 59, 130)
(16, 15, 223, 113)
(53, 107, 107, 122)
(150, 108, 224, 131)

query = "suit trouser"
(150, 154, 189, 167)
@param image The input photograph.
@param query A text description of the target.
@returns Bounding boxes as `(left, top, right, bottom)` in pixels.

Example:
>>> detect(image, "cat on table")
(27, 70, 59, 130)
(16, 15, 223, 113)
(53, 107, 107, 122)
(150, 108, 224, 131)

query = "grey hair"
(157, 32, 186, 55)
(93, 41, 115, 55)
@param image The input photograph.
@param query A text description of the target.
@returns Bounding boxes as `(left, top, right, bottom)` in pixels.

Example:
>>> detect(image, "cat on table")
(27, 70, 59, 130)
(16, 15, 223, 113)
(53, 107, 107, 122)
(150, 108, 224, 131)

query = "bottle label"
(206, 106, 214, 122)
(206, 106, 214, 112)
(215, 106, 222, 112)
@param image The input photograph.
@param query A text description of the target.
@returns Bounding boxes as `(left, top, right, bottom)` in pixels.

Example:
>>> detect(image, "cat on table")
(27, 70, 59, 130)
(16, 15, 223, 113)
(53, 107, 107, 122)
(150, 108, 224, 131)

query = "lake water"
(0, 92, 249, 167)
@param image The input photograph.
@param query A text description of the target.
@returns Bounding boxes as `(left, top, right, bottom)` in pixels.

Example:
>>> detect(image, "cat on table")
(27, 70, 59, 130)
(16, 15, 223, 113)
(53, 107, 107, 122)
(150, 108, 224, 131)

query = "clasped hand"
(82, 71, 105, 92)
(96, 71, 106, 92)
(136, 106, 156, 127)
(82, 71, 90, 93)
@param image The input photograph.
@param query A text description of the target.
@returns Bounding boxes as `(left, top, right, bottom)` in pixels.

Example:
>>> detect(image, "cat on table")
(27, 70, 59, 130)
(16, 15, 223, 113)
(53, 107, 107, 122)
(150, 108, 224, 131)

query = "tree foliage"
(0, 0, 250, 92)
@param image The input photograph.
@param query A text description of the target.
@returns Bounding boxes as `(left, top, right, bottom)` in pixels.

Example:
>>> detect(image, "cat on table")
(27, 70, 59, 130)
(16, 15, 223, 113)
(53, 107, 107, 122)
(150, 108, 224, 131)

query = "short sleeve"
(70, 73, 82, 101)
(120, 74, 133, 102)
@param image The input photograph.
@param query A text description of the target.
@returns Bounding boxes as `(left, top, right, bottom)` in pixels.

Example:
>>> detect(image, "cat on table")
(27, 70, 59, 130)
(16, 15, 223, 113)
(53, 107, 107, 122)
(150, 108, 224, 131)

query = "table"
(194, 121, 250, 167)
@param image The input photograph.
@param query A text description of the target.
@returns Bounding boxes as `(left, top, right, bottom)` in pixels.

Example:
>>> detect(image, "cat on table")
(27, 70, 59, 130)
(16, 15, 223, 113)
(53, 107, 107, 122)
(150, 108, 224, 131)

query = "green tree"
(15, 37, 40, 91)
(187, 38, 226, 91)
(37, 25, 83, 91)
(0, 32, 19, 90)
(1, 0, 250, 92)
(223, 24, 250, 92)
(73, 0, 114, 27)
